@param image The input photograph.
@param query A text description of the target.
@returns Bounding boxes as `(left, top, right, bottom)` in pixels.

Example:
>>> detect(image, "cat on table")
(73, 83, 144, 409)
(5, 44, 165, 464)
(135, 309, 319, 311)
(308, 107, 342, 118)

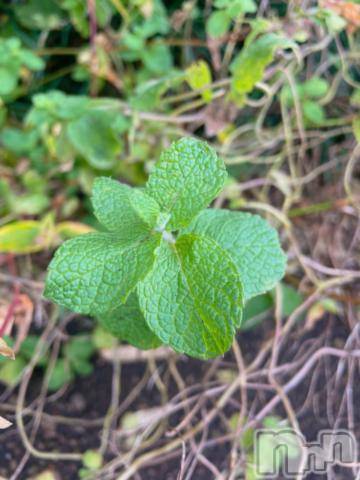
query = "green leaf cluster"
(24, 91, 129, 169)
(0, 334, 95, 391)
(207, 0, 257, 38)
(0, 37, 44, 97)
(281, 76, 330, 126)
(45, 137, 286, 359)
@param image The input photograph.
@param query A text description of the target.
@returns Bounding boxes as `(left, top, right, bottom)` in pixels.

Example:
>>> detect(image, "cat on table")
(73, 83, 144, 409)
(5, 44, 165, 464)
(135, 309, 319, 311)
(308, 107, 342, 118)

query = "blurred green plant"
(0, 334, 95, 391)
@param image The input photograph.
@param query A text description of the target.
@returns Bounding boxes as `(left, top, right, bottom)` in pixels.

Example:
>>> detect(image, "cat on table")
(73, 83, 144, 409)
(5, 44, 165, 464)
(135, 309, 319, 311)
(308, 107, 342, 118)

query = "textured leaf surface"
(145, 138, 227, 229)
(45, 232, 160, 316)
(138, 234, 243, 359)
(92, 177, 160, 238)
(98, 293, 161, 350)
(185, 209, 286, 300)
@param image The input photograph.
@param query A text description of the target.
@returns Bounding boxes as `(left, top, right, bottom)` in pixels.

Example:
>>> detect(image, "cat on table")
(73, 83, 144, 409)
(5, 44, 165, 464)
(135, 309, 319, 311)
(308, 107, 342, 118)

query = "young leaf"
(0, 357, 26, 387)
(301, 77, 329, 98)
(353, 116, 360, 142)
(303, 100, 325, 125)
(184, 210, 286, 300)
(44, 232, 161, 316)
(48, 359, 74, 391)
(92, 177, 160, 238)
(98, 292, 161, 350)
(0, 68, 17, 95)
(185, 60, 213, 103)
(145, 138, 227, 229)
(138, 234, 243, 359)
(142, 41, 173, 74)
(230, 33, 295, 100)
(82, 450, 103, 470)
(207, 10, 231, 38)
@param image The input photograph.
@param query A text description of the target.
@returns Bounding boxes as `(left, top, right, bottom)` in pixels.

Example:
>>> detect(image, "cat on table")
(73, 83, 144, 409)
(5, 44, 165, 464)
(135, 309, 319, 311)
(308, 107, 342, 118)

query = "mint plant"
(45, 137, 286, 359)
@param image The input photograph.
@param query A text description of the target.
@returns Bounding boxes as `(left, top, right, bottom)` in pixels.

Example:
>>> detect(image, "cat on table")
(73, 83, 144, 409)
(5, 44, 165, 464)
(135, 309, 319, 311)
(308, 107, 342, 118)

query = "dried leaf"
(320, 0, 360, 33)
(13, 294, 34, 352)
(203, 99, 237, 137)
(0, 416, 12, 429)
(0, 295, 34, 353)
(0, 337, 15, 360)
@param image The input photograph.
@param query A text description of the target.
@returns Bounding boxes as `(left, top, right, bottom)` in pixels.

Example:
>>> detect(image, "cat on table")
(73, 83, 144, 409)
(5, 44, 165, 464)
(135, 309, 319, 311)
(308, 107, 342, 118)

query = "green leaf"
(276, 283, 303, 316)
(141, 42, 173, 74)
(303, 100, 325, 125)
(19, 335, 48, 367)
(145, 138, 227, 229)
(184, 209, 286, 301)
(228, 0, 257, 15)
(207, 11, 231, 38)
(70, 358, 93, 376)
(301, 77, 329, 98)
(92, 177, 160, 238)
(214, 0, 257, 16)
(56, 222, 94, 240)
(0, 128, 39, 155)
(186, 60, 213, 103)
(138, 234, 243, 359)
(0, 357, 26, 387)
(19, 51, 45, 71)
(133, 0, 170, 39)
(0, 220, 46, 254)
(242, 283, 303, 330)
(14, 0, 66, 30)
(31, 91, 90, 120)
(242, 293, 273, 330)
(64, 336, 94, 362)
(92, 326, 117, 350)
(82, 450, 103, 470)
(48, 359, 74, 391)
(44, 232, 161, 316)
(322, 9, 347, 32)
(352, 116, 360, 142)
(0, 68, 17, 96)
(98, 292, 161, 350)
(230, 33, 295, 99)
(66, 110, 127, 169)
(60, 0, 114, 37)
(255, 416, 301, 473)
(350, 89, 360, 107)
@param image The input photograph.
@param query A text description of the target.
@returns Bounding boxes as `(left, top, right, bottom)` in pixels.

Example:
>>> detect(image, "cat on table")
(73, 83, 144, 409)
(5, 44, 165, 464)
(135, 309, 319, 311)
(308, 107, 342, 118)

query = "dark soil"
(0, 315, 357, 480)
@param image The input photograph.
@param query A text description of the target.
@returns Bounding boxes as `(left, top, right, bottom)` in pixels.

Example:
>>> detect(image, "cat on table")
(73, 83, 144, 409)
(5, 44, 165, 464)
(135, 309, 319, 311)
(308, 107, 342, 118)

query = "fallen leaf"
(0, 294, 34, 353)
(0, 416, 12, 429)
(0, 337, 15, 360)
